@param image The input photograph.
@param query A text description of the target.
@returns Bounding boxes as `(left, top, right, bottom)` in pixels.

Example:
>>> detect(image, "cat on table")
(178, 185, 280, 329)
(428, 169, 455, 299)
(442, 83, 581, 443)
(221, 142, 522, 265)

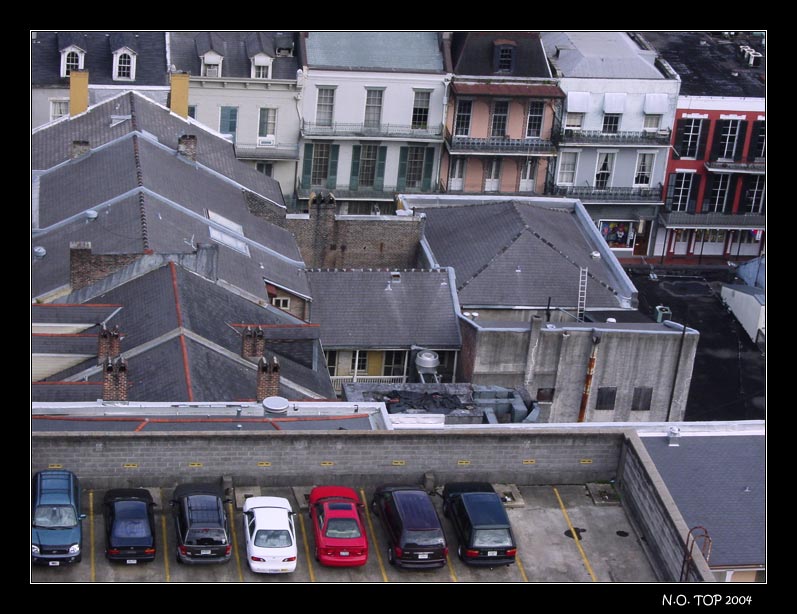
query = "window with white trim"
(351, 353, 367, 373)
(744, 176, 765, 214)
(454, 100, 472, 136)
(311, 143, 330, 186)
(754, 124, 765, 158)
(187, 105, 197, 119)
(565, 113, 584, 130)
(383, 351, 404, 377)
(491, 101, 509, 137)
(316, 88, 335, 126)
(557, 152, 578, 185)
(695, 229, 727, 244)
(325, 351, 338, 376)
(634, 153, 655, 187)
(497, 46, 514, 72)
(207, 210, 250, 256)
(672, 173, 693, 211)
(680, 119, 703, 158)
(526, 101, 544, 138)
(737, 230, 762, 244)
(258, 108, 277, 143)
(116, 53, 132, 79)
(602, 114, 621, 134)
(706, 175, 731, 212)
(405, 146, 426, 189)
(219, 106, 238, 143)
(254, 65, 269, 79)
(271, 297, 290, 310)
(364, 89, 383, 128)
(50, 100, 69, 121)
(60, 47, 85, 78)
(256, 162, 273, 176)
(203, 62, 220, 77)
(643, 114, 662, 131)
(595, 152, 615, 189)
(412, 91, 431, 129)
(359, 145, 378, 187)
(718, 120, 741, 160)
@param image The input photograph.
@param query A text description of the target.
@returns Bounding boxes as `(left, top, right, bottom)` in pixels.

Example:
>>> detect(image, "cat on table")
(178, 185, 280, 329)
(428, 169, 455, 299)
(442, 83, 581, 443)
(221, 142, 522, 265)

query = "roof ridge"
(130, 129, 149, 251)
(460, 203, 526, 289)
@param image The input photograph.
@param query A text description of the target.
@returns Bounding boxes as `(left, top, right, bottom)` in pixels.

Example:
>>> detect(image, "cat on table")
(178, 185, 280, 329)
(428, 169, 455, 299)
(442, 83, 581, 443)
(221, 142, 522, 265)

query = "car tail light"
(465, 549, 480, 558)
(394, 546, 403, 558)
(443, 546, 449, 557)
(107, 549, 121, 555)
(225, 545, 232, 556)
(251, 556, 265, 562)
(144, 548, 156, 555)
(283, 556, 297, 562)
(178, 545, 188, 556)
(506, 548, 517, 557)
(324, 548, 336, 556)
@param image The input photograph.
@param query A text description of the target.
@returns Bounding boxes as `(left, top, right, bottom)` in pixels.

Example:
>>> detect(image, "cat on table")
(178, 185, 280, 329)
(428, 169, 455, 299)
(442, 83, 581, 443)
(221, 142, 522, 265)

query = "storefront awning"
(644, 93, 668, 115)
(566, 91, 590, 113)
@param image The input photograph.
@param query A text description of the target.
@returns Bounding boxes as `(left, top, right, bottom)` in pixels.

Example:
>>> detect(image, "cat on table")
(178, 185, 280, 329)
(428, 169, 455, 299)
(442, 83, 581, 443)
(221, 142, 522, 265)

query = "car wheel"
(387, 545, 395, 566)
(175, 552, 184, 564)
(457, 545, 464, 561)
(75, 553, 82, 563)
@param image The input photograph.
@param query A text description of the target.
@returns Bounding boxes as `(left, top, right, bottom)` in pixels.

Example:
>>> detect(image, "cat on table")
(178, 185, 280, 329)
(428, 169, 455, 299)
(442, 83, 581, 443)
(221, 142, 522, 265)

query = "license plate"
(487, 550, 498, 557)
(340, 551, 349, 556)
(418, 553, 429, 559)
(48, 561, 60, 566)
(126, 559, 138, 565)
(200, 549, 211, 555)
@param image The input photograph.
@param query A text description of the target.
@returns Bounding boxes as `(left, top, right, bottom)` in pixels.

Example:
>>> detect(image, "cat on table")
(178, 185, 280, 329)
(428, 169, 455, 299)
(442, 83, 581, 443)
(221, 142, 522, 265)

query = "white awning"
(566, 91, 590, 113)
(644, 93, 668, 114)
(603, 92, 627, 113)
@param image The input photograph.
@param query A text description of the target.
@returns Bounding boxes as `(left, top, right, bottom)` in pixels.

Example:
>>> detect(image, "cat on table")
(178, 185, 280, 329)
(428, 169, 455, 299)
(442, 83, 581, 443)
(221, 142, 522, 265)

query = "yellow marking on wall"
(297, 512, 315, 582)
(522, 459, 536, 465)
(360, 489, 388, 582)
(256, 462, 272, 467)
(188, 462, 203, 467)
(457, 460, 471, 466)
(123, 463, 138, 468)
(580, 459, 593, 464)
(320, 461, 334, 467)
(48, 464, 63, 469)
(391, 460, 406, 466)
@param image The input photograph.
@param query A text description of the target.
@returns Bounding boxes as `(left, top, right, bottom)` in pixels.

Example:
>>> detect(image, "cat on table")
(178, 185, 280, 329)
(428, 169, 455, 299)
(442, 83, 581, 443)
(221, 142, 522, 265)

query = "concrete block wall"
(31, 430, 623, 490)
(616, 434, 713, 582)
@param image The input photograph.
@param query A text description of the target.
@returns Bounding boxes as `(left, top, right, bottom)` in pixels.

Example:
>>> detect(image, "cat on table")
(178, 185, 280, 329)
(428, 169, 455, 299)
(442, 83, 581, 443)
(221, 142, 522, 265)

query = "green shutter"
(396, 147, 409, 191)
(301, 144, 313, 189)
(374, 146, 387, 191)
(349, 145, 361, 190)
(421, 147, 435, 191)
(327, 144, 339, 189)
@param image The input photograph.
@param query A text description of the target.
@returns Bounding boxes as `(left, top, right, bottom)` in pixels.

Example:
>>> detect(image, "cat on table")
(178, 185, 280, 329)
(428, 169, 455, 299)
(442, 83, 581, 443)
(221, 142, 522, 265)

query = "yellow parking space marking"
(516, 556, 529, 582)
(360, 489, 388, 582)
(553, 487, 597, 582)
(160, 489, 170, 582)
(446, 553, 458, 582)
(297, 511, 316, 582)
(227, 502, 244, 582)
(89, 490, 95, 582)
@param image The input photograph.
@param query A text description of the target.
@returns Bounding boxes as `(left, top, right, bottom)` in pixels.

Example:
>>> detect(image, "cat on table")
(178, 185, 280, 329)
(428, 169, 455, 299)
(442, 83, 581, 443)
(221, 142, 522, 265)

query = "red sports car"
(309, 486, 368, 567)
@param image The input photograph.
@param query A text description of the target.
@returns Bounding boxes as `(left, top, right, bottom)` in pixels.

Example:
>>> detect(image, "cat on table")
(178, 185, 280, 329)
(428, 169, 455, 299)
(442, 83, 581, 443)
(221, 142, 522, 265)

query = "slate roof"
(31, 31, 168, 86)
(305, 269, 461, 349)
(31, 91, 286, 209)
(541, 32, 666, 79)
(32, 132, 307, 301)
(450, 32, 550, 78)
(421, 201, 626, 309)
(31, 382, 103, 403)
(640, 32, 765, 98)
(643, 435, 765, 568)
(169, 32, 299, 80)
(31, 303, 121, 325)
(39, 263, 334, 401)
(304, 32, 444, 73)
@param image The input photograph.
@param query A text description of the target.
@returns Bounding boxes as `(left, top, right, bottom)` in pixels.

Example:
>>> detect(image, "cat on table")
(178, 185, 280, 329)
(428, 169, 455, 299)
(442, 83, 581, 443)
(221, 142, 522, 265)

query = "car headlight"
(68, 544, 80, 555)
(32, 544, 40, 555)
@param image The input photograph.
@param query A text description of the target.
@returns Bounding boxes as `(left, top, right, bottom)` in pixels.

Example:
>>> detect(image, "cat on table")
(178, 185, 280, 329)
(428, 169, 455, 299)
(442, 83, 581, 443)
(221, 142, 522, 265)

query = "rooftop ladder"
(577, 267, 588, 322)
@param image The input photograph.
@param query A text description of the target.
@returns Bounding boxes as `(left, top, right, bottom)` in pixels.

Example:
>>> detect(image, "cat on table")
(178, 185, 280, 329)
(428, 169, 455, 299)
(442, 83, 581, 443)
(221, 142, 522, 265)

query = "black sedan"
(103, 489, 157, 563)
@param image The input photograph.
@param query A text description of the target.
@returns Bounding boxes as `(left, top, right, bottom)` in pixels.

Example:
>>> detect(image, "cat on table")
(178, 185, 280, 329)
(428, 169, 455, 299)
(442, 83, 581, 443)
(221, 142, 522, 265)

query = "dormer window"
(493, 41, 516, 73)
(112, 48, 137, 81)
(250, 53, 272, 79)
(201, 52, 223, 78)
(60, 46, 85, 78)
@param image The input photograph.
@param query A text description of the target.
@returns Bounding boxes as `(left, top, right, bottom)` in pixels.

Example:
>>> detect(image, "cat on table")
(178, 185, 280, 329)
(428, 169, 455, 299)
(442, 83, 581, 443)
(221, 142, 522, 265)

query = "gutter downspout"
(577, 329, 601, 423)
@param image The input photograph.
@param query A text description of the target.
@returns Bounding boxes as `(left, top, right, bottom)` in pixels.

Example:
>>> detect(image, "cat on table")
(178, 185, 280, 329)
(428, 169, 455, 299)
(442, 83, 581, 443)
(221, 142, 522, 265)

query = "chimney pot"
(71, 140, 90, 159)
(256, 356, 281, 402)
(178, 134, 197, 161)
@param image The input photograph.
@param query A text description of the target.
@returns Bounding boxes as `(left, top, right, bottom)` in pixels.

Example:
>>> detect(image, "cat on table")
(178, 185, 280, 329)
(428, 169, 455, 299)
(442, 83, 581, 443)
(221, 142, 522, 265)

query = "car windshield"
(473, 528, 513, 548)
(325, 518, 361, 539)
(254, 529, 292, 548)
(185, 528, 227, 545)
(33, 505, 77, 528)
(404, 529, 445, 548)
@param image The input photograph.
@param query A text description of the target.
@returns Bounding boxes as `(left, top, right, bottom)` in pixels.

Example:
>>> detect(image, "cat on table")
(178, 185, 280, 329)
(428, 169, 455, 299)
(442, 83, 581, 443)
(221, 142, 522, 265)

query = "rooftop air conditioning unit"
(257, 136, 276, 147)
(748, 52, 763, 67)
(205, 66, 219, 77)
(415, 350, 441, 384)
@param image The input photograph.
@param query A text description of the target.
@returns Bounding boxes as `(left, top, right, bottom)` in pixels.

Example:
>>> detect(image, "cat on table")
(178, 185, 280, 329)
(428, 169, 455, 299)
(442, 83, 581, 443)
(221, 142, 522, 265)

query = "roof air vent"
(263, 396, 289, 415)
(590, 251, 601, 259)
(33, 246, 47, 259)
(85, 210, 98, 221)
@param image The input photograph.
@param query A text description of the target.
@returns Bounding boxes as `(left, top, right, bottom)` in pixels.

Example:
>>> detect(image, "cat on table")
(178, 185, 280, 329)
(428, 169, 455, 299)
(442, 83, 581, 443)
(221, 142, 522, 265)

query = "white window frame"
(271, 296, 290, 310)
(257, 107, 277, 146)
(364, 88, 384, 128)
(671, 172, 694, 212)
(112, 48, 137, 81)
(315, 87, 336, 126)
(557, 151, 579, 186)
(745, 176, 765, 214)
(681, 119, 703, 158)
(412, 90, 432, 129)
(60, 46, 85, 78)
(718, 120, 741, 161)
(565, 112, 584, 130)
(454, 99, 473, 137)
(633, 152, 656, 188)
(643, 114, 662, 131)
(526, 101, 545, 138)
(706, 175, 731, 212)
(602, 113, 622, 134)
(250, 54, 272, 79)
(201, 52, 223, 78)
(207, 210, 250, 256)
(594, 151, 616, 189)
(49, 99, 69, 121)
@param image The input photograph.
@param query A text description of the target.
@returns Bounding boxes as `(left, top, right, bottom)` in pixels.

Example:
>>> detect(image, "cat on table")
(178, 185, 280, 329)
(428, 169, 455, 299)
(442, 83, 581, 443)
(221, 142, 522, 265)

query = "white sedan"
(242, 496, 297, 574)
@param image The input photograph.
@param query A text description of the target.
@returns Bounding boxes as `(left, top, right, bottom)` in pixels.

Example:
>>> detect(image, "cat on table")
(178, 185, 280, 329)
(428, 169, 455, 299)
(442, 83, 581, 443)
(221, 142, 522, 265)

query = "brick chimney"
(69, 241, 94, 290)
(97, 324, 121, 364)
(241, 326, 267, 358)
(71, 140, 90, 159)
(102, 357, 128, 402)
(178, 135, 197, 161)
(169, 72, 190, 118)
(256, 356, 280, 402)
(69, 70, 89, 116)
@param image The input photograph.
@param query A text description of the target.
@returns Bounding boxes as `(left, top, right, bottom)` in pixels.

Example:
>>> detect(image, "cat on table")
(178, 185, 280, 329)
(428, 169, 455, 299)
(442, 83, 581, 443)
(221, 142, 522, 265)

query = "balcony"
(445, 128, 556, 155)
(704, 160, 766, 174)
(551, 185, 663, 203)
(331, 375, 406, 394)
(658, 209, 766, 228)
(234, 144, 300, 160)
(559, 129, 671, 146)
(296, 184, 430, 201)
(302, 120, 443, 140)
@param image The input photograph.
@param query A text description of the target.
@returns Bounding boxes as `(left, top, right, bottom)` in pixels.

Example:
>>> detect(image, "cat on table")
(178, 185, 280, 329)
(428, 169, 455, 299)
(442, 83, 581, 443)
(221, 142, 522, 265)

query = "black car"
(103, 489, 157, 563)
(171, 483, 232, 565)
(371, 486, 448, 569)
(442, 482, 517, 566)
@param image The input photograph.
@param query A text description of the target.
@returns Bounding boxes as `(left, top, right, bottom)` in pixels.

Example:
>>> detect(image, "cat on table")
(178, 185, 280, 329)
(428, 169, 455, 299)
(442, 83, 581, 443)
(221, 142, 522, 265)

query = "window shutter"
(421, 147, 435, 191)
(326, 144, 339, 189)
(740, 175, 753, 211)
(374, 146, 387, 191)
(396, 147, 409, 191)
(665, 173, 677, 207)
(725, 174, 738, 214)
(709, 120, 726, 161)
(689, 175, 702, 213)
(673, 119, 685, 159)
(492, 44, 501, 72)
(696, 119, 709, 159)
(301, 144, 313, 189)
(734, 120, 748, 162)
(701, 174, 715, 211)
(748, 121, 764, 161)
(349, 145, 361, 190)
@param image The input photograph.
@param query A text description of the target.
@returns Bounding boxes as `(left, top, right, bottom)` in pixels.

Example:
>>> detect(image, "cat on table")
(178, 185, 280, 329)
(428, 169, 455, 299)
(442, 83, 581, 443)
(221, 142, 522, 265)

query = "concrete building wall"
(721, 286, 765, 343)
(32, 87, 71, 128)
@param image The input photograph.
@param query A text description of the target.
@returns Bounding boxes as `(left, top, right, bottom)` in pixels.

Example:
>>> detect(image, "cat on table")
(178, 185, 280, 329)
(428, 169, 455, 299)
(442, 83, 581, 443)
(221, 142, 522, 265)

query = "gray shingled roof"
(305, 269, 461, 349)
(32, 304, 120, 325)
(32, 382, 103, 403)
(32, 32, 168, 86)
(422, 201, 624, 309)
(643, 435, 765, 568)
(450, 32, 550, 77)
(305, 32, 444, 72)
(169, 32, 299, 80)
(541, 32, 665, 79)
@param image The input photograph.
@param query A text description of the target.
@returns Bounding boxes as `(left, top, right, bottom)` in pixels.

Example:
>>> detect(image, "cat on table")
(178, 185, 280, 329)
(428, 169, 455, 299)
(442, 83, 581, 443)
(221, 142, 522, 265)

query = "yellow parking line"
(360, 489, 388, 582)
(553, 487, 597, 582)
(446, 553, 458, 582)
(227, 502, 244, 582)
(89, 490, 95, 582)
(297, 512, 316, 582)
(160, 488, 170, 582)
(516, 556, 529, 582)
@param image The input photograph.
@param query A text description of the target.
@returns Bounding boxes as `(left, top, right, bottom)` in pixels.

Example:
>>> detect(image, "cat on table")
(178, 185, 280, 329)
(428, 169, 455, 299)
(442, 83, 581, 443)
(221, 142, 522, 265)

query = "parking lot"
(31, 483, 656, 583)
